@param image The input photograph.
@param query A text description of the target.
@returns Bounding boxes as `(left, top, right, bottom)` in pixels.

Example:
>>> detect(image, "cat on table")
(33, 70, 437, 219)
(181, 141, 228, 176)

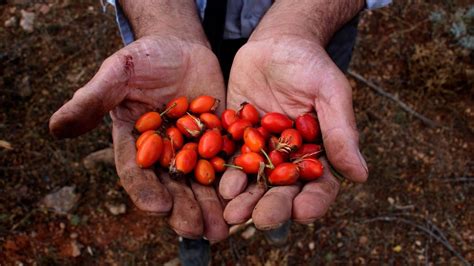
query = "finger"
(315, 71, 368, 182)
(112, 117, 172, 214)
(191, 182, 228, 242)
(292, 158, 340, 224)
(252, 184, 301, 230)
(49, 52, 131, 139)
(218, 167, 248, 200)
(161, 173, 204, 239)
(223, 184, 266, 224)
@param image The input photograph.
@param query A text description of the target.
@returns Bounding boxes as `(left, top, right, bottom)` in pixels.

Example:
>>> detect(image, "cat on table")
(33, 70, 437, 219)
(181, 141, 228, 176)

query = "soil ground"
(0, 1, 473, 265)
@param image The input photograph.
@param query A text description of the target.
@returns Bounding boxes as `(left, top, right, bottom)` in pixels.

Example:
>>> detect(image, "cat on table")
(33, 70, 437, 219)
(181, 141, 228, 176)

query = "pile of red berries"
(134, 95, 324, 186)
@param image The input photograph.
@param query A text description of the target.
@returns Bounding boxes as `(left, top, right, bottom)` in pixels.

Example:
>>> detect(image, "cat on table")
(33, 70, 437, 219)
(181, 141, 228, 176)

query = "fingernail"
(357, 149, 368, 174)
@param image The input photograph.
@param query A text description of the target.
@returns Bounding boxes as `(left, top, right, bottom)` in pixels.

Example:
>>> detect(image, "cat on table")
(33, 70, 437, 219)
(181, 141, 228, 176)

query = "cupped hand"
(219, 36, 368, 229)
(50, 36, 228, 241)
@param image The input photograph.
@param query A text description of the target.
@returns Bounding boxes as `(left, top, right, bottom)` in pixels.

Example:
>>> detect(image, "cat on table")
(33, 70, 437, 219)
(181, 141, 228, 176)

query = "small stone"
(42, 186, 80, 214)
(388, 197, 395, 205)
(60, 222, 66, 229)
(415, 240, 422, 246)
(71, 241, 81, 257)
(0, 140, 13, 150)
(163, 257, 180, 266)
(240, 226, 256, 240)
(38, 4, 50, 14)
(297, 241, 304, 249)
(70, 232, 78, 239)
(4, 17, 17, 27)
(393, 245, 402, 253)
(308, 241, 315, 250)
(19, 76, 32, 98)
(86, 246, 93, 256)
(337, 242, 343, 248)
(83, 148, 114, 171)
(20, 10, 35, 33)
(359, 236, 368, 245)
(105, 203, 126, 216)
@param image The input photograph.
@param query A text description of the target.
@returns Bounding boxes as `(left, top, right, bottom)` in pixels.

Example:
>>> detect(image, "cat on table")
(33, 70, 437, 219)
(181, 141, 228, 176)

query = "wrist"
(119, 0, 209, 47)
(250, 0, 364, 46)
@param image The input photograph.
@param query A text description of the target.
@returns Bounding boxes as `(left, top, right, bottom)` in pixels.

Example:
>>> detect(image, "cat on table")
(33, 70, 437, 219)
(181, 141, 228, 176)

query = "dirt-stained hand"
(220, 36, 368, 229)
(50, 36, 228, 241)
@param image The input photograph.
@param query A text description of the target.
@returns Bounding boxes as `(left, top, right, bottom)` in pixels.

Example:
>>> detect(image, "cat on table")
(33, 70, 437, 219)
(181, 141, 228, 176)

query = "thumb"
(49, 53, 131, 138)
(315, 72, 368, 183)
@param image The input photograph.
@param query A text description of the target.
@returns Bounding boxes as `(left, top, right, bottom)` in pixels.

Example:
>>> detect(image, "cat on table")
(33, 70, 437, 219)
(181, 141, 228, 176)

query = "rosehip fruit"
(159, 138, 174, 168)
(234, 152, 264, 174)
(295, 113, 320, 142)
(277, 128, 303, 153)
(268, 163, 299, 185)
(243, 127, 265, 152)
(200, 112, 222, 130)
(290, 144, 322, 160)
(256, 126, 270, 141)
(165, 96, 189, 119)
(261, 112, 293, 133)
(182, 142, 198, 152)
(176, 113, 204, 138)
(166, 126, 184, 149)
(136, 133, 163, 168)
(227, 119, 252, 140)
(194, 159, 216, 185)
(297, 158, 323, 181)
(136, 130, 155, 149)
(241, 144, 252, 154)
(134, 112, 162, 133)
(221, 109, 239, 130)
(238, 102, 259, 125)
(210, 157, 226, 172)
(170, 149, 197, 175)
(198, 129, 223, 159)
(221, 135, 236, 157)
(189, 95, 220, 114)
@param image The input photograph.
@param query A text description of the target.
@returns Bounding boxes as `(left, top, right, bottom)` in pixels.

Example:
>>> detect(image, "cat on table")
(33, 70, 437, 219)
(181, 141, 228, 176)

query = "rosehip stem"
(292, 150, 324, 163)
(256, 161, 268, 191)
(223, 164, 243, 170)
(259, 148, 274, 169)
(160, 102, 177, 116)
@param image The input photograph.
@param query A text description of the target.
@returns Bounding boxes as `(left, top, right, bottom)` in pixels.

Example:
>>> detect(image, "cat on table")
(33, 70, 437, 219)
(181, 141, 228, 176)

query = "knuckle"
(318, 178, 340, 198)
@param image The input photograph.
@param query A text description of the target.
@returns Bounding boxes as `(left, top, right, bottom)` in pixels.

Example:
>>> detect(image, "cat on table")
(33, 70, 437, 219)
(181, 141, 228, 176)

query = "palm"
(51, 36, 228, 241)
(111, 36, 225, 123)
(221, 36, 367, 229)
(227, 37, 339, 115)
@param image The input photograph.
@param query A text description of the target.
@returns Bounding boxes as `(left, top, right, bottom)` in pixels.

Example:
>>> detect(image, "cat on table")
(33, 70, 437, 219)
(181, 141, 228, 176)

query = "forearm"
(250, 0, 365, 46)
(119, 0, 208, 45)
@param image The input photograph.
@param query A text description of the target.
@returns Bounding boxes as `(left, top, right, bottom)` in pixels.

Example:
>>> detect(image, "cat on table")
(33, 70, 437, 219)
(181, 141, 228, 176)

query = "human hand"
(50, 34, 229, 241)
(219, 34, 368, 229)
